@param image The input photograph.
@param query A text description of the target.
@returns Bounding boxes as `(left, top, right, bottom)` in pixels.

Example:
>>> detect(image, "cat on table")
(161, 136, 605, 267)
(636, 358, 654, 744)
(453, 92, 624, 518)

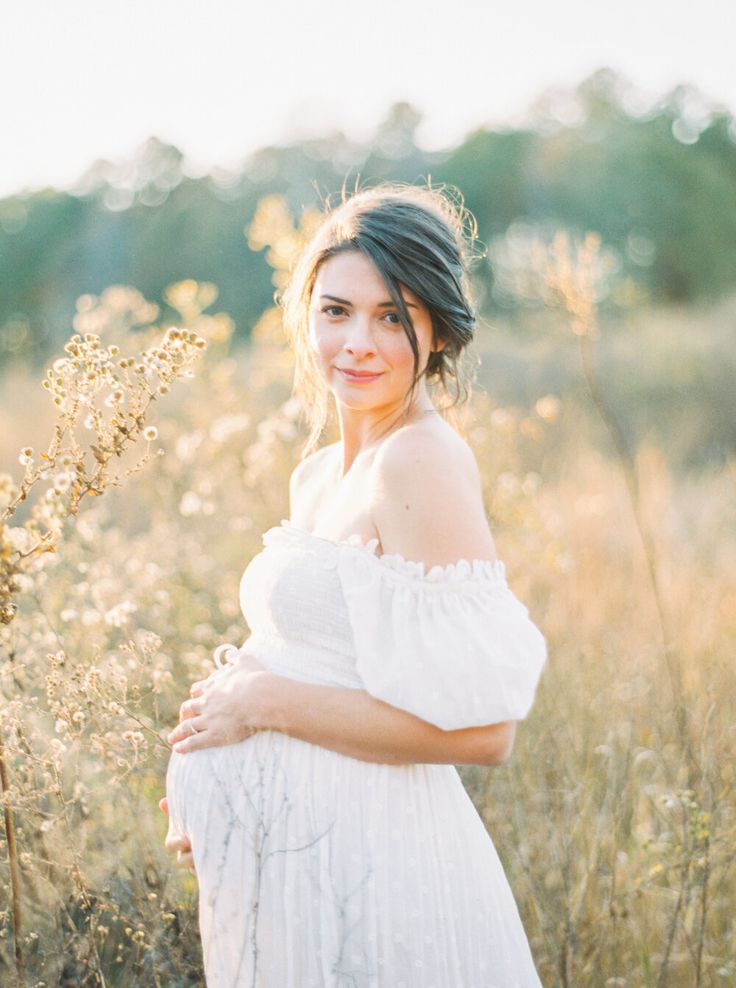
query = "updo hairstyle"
(277, 181, 482, 456)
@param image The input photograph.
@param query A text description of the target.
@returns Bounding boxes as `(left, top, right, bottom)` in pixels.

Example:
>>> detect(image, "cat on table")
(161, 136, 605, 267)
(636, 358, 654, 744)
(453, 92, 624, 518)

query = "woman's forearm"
(258, 674, 515, 767)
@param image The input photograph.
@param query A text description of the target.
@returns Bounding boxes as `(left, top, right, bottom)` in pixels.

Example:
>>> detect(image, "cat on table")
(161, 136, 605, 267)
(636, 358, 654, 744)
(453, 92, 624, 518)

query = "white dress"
(166, 519, 548, 988)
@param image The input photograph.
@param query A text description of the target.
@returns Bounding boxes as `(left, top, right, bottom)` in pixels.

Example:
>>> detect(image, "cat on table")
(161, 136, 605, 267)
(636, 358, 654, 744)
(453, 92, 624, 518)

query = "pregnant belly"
(164, 732, 530, 988)
(166, 730, 305, 841)
(166, 729, 479, 861)
(166, 728, 385, 861)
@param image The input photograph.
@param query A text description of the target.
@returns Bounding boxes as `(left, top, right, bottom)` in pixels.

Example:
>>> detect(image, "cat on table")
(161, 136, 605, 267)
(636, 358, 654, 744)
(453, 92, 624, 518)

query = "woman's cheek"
(384, 337, 416, 379)
(309, 323, 340, 369)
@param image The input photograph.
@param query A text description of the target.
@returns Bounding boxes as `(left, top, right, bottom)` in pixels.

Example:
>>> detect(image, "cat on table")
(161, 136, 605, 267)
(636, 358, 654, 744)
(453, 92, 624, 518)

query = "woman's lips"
(335, 367, 384, 383)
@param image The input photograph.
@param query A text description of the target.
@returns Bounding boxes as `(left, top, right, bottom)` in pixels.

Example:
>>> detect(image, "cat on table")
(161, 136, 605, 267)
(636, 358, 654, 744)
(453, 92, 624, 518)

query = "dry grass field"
(0, 246, 733, 985)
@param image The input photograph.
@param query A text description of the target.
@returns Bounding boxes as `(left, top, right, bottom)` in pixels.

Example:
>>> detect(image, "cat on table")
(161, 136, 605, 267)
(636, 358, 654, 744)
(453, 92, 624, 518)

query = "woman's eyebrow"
(320, 293, 418, 309)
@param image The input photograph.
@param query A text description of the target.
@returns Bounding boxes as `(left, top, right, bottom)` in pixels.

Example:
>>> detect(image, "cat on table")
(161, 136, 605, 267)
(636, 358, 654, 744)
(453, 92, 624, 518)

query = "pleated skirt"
(166, 730, 542, 988)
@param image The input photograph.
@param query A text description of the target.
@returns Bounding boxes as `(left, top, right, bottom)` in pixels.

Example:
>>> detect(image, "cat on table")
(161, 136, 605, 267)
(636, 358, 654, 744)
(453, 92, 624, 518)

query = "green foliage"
(2, 71, 736, 371)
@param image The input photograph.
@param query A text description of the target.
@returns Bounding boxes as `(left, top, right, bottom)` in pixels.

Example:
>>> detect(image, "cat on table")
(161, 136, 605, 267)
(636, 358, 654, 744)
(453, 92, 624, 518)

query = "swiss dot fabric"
(166, 519, 546, 987)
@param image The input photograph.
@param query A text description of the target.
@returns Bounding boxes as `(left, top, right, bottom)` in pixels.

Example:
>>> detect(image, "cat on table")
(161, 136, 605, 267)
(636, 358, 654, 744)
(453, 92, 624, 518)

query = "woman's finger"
(165, 831, 191, 854)
(168, 716, 206, 748)
(170, 723, 212, 753)
(178, 696, 203, 721)
(174, 724, 258, 755)
(177, 849, 197, 875)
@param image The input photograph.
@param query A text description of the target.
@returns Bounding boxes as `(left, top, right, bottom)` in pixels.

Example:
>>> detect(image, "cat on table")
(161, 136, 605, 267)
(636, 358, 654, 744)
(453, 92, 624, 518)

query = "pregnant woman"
(162, 182, 548, 986)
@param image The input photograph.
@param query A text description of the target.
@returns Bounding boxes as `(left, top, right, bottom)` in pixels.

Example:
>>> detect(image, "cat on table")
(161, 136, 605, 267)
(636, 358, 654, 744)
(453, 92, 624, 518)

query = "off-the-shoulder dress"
(166, 518, 547, 987)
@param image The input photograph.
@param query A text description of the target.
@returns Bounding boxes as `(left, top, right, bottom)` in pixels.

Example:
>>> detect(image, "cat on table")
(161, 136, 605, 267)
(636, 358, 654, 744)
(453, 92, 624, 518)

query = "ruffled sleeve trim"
(260, 518, 548, 730)
(264, 518, 509, 590)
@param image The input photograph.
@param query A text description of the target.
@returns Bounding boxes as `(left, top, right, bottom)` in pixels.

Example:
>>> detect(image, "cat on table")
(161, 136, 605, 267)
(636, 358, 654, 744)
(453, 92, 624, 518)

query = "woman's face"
(307, 249, 442, 411)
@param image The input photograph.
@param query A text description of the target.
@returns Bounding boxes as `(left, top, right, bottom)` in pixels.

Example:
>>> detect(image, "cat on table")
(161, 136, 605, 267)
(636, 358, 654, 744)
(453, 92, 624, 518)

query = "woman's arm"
(170, 661, 516, 767)
(262, 674, 516, 766)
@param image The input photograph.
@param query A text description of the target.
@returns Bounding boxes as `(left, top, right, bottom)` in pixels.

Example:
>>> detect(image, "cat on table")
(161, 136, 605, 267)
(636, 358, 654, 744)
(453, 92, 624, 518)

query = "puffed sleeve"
(336, 547, 548, 731)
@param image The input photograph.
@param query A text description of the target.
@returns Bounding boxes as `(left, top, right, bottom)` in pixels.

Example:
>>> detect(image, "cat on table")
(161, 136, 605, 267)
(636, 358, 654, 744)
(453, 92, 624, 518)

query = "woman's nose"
(344, 316, 376, 356)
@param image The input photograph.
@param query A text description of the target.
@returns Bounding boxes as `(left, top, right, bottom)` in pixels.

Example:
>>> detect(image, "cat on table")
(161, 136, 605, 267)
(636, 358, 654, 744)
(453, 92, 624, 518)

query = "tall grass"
(0, 204, 733, 986)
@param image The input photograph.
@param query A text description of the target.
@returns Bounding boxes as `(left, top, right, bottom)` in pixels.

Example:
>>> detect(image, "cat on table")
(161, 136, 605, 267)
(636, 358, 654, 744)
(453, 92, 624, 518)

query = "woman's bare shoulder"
(372, 417, 480, 487)
(369, 416, 495, 567)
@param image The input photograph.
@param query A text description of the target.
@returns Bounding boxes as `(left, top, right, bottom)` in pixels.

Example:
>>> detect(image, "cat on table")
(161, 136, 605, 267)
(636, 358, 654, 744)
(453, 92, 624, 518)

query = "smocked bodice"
(217, 518, 547, 730)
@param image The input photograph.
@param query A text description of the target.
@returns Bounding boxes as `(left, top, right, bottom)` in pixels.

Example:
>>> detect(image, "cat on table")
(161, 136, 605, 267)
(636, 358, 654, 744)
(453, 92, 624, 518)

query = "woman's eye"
(322, 305, 345, 317)
(383, 312, 402, 325)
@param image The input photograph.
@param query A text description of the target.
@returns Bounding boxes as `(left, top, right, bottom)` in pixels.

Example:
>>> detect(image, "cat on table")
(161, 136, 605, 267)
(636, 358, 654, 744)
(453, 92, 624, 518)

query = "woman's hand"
(167, 652, 273, 754)
(159, 797, 196, 876)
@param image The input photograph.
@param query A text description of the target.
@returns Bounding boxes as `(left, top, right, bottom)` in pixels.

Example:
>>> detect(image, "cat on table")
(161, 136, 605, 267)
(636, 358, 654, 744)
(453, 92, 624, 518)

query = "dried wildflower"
(53, 473, 73, 493)
(1, 315, 207, 629)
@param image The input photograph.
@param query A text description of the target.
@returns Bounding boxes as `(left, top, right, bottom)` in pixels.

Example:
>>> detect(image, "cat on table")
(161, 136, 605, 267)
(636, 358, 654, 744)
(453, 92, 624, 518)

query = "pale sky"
(2, 0, 734, 199)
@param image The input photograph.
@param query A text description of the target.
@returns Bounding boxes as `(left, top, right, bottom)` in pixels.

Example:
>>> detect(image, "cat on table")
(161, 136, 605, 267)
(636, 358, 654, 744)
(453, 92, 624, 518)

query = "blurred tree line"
(1, 69, 735, 368)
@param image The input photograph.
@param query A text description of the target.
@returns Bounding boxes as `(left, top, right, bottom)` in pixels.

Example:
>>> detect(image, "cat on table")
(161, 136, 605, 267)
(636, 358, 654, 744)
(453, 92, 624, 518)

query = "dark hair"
(278, 180, 482, 456)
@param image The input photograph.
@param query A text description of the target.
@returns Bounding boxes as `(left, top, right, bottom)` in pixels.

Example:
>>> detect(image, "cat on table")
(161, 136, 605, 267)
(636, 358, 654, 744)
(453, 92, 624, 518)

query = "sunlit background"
(1, 2, 735, 986)
(2, 0, 734, 198)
